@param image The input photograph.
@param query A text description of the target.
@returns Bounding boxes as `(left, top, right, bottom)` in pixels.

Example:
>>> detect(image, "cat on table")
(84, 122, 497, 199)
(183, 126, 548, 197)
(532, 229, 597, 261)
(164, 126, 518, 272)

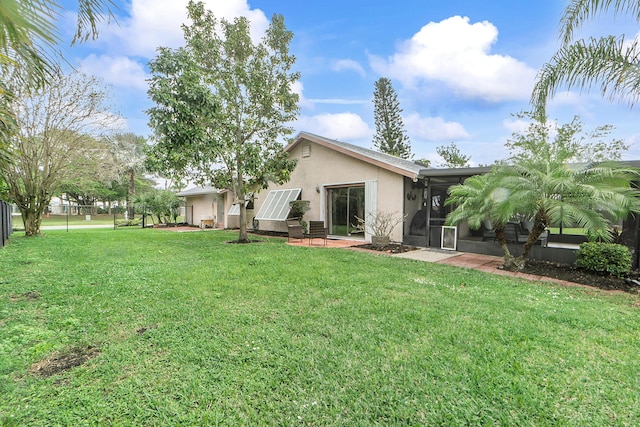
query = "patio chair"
(287, 224, 304, 242)
(504, 221, 529, 243)
(308, 220, 327, 246)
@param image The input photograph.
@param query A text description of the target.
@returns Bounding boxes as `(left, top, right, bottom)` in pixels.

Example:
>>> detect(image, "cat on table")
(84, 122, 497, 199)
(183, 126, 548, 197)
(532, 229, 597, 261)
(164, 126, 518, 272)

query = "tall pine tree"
(372, 77, 412, 159)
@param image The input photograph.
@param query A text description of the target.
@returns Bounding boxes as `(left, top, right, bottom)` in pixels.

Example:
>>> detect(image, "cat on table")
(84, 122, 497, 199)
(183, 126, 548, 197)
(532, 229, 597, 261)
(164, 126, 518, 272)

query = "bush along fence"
(1, 200, 12, 248)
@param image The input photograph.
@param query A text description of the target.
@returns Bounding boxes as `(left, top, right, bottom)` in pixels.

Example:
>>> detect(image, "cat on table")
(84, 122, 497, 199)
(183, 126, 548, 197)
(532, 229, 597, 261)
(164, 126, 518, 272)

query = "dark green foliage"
(372, 77, 412, 159)
(576, 242, 632, 277)
(288, 199, 310, 230)
(145, 1, 299, 242)
(436, 142, 470, 168)
(134, 189, 181, 224)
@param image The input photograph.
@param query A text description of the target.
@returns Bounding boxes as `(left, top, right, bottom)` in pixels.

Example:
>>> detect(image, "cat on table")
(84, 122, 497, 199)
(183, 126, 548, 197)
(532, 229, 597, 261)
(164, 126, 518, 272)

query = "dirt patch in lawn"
(30, 345, 100, 378)
(10, 291, 40, 302)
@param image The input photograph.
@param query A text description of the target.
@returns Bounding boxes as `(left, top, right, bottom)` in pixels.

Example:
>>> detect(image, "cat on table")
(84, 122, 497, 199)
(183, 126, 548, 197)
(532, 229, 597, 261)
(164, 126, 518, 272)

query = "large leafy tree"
(447, 114, 640, 271)
(372, 77, 412, 159)
(3, 68, 120, 235)
(532, 0, 640, 118)
(147, 1, 299, 242)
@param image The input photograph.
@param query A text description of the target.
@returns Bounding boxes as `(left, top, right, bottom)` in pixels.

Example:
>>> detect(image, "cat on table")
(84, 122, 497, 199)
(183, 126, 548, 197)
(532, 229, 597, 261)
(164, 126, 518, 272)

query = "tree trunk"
(495, 225, 521, 271)
(236, 166, 249, 243)
(22, 208, 43, 236)
(238, 201, 249, 243)
(513, 211, 550, 271)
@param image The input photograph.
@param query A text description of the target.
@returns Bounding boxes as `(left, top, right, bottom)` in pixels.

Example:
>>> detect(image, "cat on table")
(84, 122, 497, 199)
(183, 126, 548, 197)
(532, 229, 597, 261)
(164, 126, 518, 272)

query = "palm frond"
(531, 36, 640, 119)
(560, 0, 640, 45)
(72, 0, 118, 45)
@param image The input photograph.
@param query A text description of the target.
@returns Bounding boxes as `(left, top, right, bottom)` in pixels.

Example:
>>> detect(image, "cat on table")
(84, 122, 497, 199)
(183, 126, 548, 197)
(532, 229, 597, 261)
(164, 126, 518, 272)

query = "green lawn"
(1, 229, 639, 425)
(11, 213, 117, 228)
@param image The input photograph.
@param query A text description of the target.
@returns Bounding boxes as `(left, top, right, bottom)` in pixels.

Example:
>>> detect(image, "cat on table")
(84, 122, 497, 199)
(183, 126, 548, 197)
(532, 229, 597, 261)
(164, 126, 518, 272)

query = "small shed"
(176, 187, 226, 228)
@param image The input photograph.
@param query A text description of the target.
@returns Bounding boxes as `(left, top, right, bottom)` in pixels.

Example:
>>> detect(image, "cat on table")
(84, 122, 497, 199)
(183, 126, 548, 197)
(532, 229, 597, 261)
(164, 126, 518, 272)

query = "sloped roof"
(176, 186, 222, 197)
(286, 131, 424, 179)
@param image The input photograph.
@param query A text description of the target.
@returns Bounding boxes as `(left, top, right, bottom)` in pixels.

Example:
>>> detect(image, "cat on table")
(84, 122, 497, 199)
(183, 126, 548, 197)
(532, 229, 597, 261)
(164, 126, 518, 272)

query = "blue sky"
(56, 0, 640, 166)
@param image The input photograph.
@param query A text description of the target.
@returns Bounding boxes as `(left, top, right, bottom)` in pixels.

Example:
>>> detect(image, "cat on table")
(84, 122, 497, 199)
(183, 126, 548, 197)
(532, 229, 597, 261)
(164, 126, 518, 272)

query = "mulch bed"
(520, 260, 640, 294)
(353, 243, 418, 254)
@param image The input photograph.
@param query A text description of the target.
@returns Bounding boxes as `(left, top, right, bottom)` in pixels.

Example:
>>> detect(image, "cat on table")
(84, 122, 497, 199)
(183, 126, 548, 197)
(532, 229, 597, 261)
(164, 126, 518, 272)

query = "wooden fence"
(1, 200, 12, 248)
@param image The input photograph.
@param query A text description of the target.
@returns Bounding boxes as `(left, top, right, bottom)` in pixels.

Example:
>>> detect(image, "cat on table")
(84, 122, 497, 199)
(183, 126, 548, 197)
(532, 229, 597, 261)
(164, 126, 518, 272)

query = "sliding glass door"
(327, 185, 365, 237)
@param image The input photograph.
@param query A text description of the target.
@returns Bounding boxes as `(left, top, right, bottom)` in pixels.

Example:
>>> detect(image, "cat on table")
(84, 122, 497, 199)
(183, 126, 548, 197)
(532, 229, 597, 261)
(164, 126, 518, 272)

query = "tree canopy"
(0, 0, 117, 165)
(436, 142, 471, 168)
(3, 68, 120, 235)
(372, 77, 412, 159)
(146, 1, 299, 242)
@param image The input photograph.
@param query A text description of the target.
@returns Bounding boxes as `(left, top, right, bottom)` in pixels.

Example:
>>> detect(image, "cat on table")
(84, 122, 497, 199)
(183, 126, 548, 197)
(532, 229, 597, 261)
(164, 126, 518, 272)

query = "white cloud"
(79, 54, 149, 90)
(296, 112, 372, 140)
(307, 98, 369, 105)
(623, 132, 640, 159)
(332, 59, 366, 76)
(502, 117, 560, 139)
(404, 113, 470, 141)
(290, 80, 315, 110)
(502, 118, 529, 134)
(369, 16, 537, 102)
(101, 0, 269, 58)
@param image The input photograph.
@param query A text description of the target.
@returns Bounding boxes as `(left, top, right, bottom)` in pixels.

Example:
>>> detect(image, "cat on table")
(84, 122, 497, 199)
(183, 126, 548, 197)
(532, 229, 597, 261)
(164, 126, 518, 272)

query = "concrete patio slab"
(392, 248, 462, 263)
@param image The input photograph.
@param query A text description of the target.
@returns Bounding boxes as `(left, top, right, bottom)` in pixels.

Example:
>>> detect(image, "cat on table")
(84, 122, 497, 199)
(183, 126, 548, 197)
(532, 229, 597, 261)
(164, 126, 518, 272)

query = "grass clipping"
(30, 345, 100, 378)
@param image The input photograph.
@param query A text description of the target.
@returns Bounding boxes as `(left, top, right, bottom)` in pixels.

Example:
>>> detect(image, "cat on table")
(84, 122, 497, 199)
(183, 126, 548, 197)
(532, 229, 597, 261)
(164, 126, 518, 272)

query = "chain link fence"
(8, 201, 187, 234)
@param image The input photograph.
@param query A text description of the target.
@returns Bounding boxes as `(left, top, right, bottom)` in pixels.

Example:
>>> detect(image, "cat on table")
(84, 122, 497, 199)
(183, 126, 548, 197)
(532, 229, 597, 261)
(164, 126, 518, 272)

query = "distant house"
(176, 186, 225, 229)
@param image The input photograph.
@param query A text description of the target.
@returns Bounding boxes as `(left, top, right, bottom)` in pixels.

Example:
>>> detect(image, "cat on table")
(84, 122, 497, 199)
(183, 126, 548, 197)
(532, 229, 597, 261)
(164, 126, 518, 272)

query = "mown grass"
(1, 229, 639, 425)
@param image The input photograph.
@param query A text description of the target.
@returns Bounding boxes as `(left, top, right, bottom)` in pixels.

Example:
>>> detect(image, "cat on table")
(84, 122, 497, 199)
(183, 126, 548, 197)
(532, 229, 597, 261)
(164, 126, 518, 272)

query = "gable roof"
(286, 131, 424, 179)
(176, 186, 222, 197)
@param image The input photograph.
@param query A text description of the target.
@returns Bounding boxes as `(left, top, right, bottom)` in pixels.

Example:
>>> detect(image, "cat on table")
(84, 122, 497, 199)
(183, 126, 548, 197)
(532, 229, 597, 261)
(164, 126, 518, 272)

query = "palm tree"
(447, 112, 640, 270)
(446, 171, 530, 270)
(532, 0, 640, 118)
(447, 160, 640, 271)
(110, 133, 147, 218)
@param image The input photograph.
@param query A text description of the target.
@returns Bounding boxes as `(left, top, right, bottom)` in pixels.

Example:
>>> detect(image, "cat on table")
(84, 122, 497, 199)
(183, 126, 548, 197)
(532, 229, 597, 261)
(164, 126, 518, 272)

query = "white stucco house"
(178, 131, 424, 242)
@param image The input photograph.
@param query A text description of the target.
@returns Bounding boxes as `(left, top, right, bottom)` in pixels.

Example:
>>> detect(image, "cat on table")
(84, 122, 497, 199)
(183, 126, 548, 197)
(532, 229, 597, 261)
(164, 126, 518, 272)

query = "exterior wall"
(255, 139, 407, 241)
(184, 193, 219, 227)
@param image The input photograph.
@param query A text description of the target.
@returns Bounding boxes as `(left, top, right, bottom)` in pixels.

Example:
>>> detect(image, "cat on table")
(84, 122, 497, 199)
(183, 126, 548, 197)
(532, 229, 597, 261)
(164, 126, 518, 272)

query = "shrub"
(575, 242, 632, 277)
(288, 200, 310, 231)
(354, 210, 407, 247)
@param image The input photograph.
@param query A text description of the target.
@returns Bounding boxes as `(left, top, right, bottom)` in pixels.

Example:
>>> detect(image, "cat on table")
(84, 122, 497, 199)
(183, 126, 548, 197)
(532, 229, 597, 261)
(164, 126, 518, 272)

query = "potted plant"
(288, 200, 311, 233)
(355, 210, 407, 248)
